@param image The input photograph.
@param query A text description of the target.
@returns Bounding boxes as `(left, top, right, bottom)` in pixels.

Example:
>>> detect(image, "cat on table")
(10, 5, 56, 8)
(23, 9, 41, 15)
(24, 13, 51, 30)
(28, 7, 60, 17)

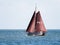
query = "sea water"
(0, 29, 60, 45)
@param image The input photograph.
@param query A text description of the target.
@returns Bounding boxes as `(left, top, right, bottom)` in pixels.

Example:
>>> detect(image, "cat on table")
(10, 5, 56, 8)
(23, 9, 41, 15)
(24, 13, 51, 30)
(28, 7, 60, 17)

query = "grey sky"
(0, 0, 60, 29)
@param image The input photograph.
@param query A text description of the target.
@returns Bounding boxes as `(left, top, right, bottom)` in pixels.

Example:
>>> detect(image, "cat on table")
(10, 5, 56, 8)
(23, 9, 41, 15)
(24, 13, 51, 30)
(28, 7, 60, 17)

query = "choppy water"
(0, 29, 60, 45)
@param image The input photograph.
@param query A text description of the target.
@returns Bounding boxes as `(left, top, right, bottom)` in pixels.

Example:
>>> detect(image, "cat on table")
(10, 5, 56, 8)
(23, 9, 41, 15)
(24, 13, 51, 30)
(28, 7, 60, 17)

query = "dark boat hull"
(27, 32, 34, 36)
(27, 32, 45, 36)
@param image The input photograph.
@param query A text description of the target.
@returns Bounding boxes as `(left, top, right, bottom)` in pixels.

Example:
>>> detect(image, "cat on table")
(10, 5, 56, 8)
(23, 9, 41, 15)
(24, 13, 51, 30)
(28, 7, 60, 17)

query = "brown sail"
(35, 11, 46, 33)
(26, 11, 36, 33)
(26, 10, 46, 36)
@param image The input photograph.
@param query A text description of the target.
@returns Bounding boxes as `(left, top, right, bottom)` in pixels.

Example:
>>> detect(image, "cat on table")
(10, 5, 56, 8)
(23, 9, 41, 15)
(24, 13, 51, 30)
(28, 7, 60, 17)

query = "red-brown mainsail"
(26, 10, 46, 36)
(26, 11, 36, 33)
(35, 11, 46, 33)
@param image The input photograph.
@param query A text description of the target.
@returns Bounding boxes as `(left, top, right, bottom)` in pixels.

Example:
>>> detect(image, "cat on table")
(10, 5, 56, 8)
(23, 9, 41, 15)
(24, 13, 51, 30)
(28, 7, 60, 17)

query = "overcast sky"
(0, 0, 60, 29)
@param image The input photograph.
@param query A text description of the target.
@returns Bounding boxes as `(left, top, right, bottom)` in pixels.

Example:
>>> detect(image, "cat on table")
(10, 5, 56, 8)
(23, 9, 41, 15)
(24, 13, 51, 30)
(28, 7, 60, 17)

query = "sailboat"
(26, 8, 46, 36)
